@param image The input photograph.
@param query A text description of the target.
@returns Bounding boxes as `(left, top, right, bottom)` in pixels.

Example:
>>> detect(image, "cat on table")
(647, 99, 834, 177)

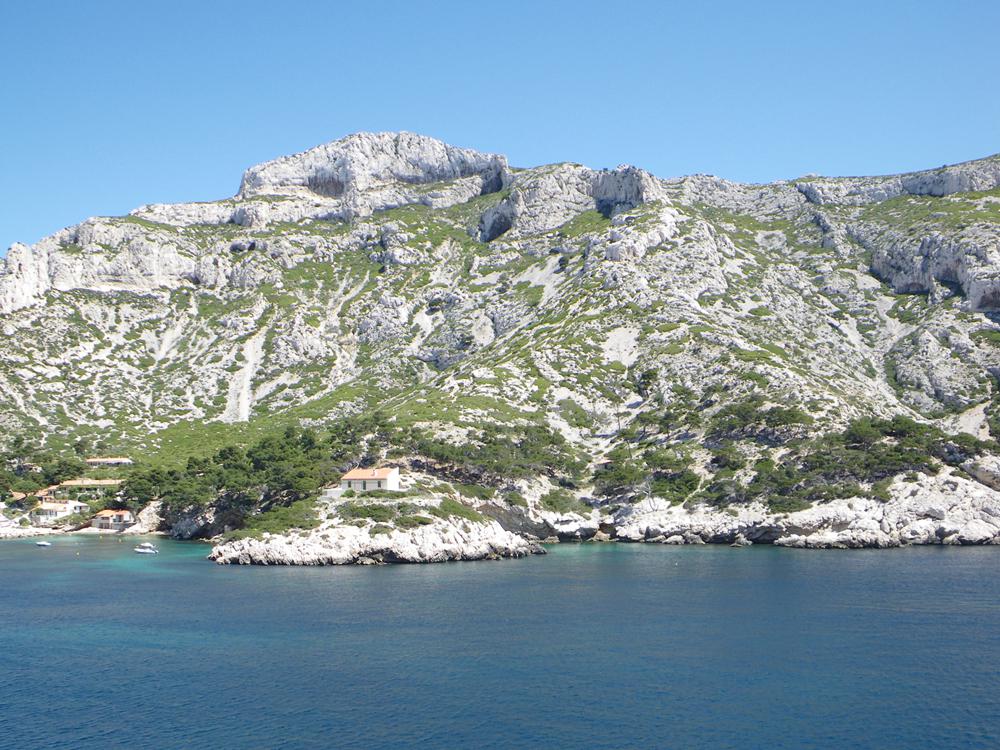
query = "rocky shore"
(610, 472, 1000, 548)
(7, 470, 1000, 563)
(209, 517, 540, 565)
(199, 467, 1000, 566)
(0, 524, 53, 540)
(557, 468, 1000, 549)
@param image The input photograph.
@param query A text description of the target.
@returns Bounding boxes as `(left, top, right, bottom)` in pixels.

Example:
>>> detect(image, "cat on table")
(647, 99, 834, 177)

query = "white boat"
(36, 540, 52, 547)
(133, 542, 158, 555)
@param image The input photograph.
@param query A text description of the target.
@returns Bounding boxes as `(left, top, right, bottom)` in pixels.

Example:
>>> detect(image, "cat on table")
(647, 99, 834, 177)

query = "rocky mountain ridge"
(3, 132, 1000, 557)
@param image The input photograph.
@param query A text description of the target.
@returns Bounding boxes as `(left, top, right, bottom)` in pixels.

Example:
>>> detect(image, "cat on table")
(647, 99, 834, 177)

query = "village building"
(85, 456, 134, 467)
(91, 509, 135, 531)
(340, 467, 401, 492)
(30, 499, 90, 525)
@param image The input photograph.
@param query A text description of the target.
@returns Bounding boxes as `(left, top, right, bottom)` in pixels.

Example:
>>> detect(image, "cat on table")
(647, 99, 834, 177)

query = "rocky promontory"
(209, 517, 539, 565)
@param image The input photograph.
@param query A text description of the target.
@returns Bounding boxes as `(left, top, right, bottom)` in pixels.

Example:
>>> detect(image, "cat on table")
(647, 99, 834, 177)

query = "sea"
(1, 536, 998, 749)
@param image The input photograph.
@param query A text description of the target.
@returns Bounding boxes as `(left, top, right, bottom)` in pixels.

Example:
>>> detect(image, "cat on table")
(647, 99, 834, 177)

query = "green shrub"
(428, 497, 485, 522)
(504, 491, 527, 508)
(452, 483, 496, 500)
(223, 498, 320, 541)
(558, 398, 593, 430)
(737, 415, 995, 511)
(973, 329, 1000, 346)
(711, 443, 745, 471)
(540, 489, 590, 515)
(593, 446, 644, 496)
(710, 396, 812, 438)
(356, 488, 410, 498)
(396, 514, 434, 529)
(407, 424, 584, 482)
(650, 470, 701, 505)
(339, 502, 395, 523)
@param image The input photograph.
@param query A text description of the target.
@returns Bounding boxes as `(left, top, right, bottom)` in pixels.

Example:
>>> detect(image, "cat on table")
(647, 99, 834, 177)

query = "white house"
(30, 499, 90, 525)
(91, 509, 135, 531)
(340, 467, 400, 492)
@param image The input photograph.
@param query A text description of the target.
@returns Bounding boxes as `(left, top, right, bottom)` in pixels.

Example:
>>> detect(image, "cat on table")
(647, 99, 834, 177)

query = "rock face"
(240, 131, 509, 202)
(857, 224, 1000, 311)
(0, 242, 52, 315)
(796, 154, 1000, 205)
(478, 162, 663, 240)
(132, 132, 510, 230)
(120, 501, 165, 535)
(608, 471, 1000, 548)
(209, 517, 539, 565)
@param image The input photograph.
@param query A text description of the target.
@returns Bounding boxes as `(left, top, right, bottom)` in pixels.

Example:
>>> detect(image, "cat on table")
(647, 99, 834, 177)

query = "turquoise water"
(2, 536, 999, 749)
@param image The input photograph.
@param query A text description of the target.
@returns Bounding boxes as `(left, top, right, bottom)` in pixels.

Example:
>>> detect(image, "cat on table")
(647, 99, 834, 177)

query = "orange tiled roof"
(93, 509, 132, 518)
(341, 467, 397, 481)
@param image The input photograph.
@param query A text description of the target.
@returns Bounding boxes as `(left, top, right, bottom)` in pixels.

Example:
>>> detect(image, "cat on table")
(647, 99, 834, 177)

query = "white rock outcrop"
(608, 471, 1000, 548)
(797, 155, 1000, 205)
(209, 517, 539, 565)
(479, 163, 665, 241)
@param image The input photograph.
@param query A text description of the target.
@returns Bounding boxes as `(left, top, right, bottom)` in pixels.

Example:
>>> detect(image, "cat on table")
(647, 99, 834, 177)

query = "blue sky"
(2, 0, 999, 254)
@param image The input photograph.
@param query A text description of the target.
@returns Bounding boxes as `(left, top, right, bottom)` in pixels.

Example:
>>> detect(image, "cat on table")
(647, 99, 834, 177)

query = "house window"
(377, 481, 382, 488)
(362, 481, 367, 490)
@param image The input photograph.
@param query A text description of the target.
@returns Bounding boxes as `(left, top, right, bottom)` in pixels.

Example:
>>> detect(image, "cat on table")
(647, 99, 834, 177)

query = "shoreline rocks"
(204, 469, 1000, 566)
(208, 518, 541, 566)
(606, 470, 1000, 549)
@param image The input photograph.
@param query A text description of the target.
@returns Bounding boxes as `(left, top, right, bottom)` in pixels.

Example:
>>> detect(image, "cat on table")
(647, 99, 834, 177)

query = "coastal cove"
(3, 537, 999, 749)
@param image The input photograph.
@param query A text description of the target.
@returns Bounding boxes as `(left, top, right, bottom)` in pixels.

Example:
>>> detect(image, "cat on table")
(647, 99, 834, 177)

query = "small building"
(340, 467, 400, 492)
(30, 499, 90, 525)
(85, 456, 134, 468)
(91, 509, 135, 531)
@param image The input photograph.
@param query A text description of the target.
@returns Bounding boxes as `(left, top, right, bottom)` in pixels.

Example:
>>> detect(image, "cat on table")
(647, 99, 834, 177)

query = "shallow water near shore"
(2, 536, 999, 749)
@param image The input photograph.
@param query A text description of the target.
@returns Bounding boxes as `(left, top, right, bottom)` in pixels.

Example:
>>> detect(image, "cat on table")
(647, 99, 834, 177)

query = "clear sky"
(2, 0, 999, 254)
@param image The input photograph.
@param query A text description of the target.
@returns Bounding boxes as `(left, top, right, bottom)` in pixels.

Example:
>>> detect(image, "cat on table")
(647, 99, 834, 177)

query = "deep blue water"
(1, 537, 999, 749)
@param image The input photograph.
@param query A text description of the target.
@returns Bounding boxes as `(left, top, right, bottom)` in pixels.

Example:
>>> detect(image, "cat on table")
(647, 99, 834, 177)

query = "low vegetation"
(124, 425, 342, 534)
(539, 488, 591, 515)
(116, 413, 561, 536)
(404, 424, 585, 484)
(590, 385, 996, 515)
